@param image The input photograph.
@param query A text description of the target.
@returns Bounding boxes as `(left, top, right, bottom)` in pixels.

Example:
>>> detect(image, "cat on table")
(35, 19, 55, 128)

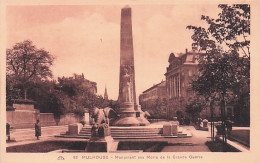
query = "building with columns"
(165, 44, 235, 121)
(139, 43, 243, 123)
(165, 44, 202, 119)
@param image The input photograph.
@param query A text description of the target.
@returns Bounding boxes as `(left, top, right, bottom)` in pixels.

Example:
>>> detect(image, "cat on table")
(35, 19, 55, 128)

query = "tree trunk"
(24, 89, 27, 100)
(210, 100, 214, 141)
(220, 95, 226, 151)
(213, 120, 215, 141)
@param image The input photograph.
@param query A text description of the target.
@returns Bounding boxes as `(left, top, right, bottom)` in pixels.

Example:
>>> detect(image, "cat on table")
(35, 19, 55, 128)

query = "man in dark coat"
(6, 123, 10, 141)
(35, 120, 41, 140)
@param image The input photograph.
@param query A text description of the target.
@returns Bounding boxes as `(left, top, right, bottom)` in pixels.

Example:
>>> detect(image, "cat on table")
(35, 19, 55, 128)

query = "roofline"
(142, 81, 166, 94)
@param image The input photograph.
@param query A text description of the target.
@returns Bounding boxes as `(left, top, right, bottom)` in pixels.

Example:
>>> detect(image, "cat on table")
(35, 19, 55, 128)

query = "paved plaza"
(6, 122, 212, 152)
(7, 121, 251, 153)
(161, 126, 211, 152)
(6, 125, 68, 147)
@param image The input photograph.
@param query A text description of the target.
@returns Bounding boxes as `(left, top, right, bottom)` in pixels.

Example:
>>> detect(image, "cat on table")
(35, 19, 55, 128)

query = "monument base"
(135, 105, 150, 126)
(113, 116, 140, 126)
(113, 102, 140, 126)
(7, 100, 40, 129)
(137, 116, 150, 126)
(85, 136, 118, 152)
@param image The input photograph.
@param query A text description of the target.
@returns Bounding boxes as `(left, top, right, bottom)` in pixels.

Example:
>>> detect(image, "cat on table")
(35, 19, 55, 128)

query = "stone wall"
(7, 111, 82, 129)
(6, 109, 39, 129)
(40, 113, 82, 126)
(40, 113, 57, 127)
(39, 113, 82, 127)
(59, 113, 81, 125)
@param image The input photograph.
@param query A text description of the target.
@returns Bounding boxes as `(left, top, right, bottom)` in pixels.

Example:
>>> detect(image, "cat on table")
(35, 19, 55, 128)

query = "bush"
(73, 108, 85, 117)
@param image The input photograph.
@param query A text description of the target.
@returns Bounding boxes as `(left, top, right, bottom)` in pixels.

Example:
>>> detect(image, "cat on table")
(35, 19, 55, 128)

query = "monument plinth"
(86, 118, 118, 152)
(6, 99, 40, 129)
(113, 6, 149, 126)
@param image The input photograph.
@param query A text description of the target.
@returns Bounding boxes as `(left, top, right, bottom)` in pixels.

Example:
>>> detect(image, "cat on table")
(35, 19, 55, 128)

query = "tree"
(26, 80, 68, 117)
(140, 98, 168, 119)
(56, 74, 105, 115)
(6, 40, 55, 100)
(187, 4, 250, 149)
(185, 96, 206, 123)
(107, 100, 120, 113)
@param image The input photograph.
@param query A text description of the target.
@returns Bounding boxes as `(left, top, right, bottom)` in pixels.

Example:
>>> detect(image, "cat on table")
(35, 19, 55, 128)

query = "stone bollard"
(171, 124, 178, 136)
(162, 124, 172, 136)
(68, 123, 83, 136)
(163, 123, 179, 136)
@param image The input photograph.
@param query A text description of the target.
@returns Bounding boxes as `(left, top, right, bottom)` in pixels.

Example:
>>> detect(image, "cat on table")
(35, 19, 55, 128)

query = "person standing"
(6, 123, 10, 141)
(35, 120, 41, 140)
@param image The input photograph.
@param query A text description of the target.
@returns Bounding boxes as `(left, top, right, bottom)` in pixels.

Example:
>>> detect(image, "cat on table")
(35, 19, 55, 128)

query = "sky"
(6, 5, 220, 100)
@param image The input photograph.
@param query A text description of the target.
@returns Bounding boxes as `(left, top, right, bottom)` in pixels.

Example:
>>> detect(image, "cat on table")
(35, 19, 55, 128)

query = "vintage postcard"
(1, 0, 259, 163)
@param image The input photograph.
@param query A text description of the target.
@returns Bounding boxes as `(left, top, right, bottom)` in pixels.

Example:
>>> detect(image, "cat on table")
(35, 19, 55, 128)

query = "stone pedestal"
(162, 124, 172, 136)
(86, 124, 118, 152)
(68, 123, 83, 136)
(86, 136, 118, 152)
(113, 103, 140, 126)
(171, 124, 178, 136)
(6, 99, 39, 129)
(162, 124, 178, 136)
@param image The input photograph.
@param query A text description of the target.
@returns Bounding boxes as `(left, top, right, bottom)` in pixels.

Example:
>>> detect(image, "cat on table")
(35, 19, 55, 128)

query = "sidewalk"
(161, 126, 211, 152)
(6, 125, 68, 147)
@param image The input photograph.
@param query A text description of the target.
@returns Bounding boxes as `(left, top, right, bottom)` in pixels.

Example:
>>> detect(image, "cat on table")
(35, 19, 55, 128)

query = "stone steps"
(57, 125, 191, 139)
(78, 128, 163, 139)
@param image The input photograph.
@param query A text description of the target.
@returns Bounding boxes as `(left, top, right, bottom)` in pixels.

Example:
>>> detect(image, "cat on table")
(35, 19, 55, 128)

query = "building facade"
(139, 44, 240, 122)
(165, 45, 235, 120)
(139, 81, 167, 118)
(139, 80, 167, 106)
(165, 44, 201, 119)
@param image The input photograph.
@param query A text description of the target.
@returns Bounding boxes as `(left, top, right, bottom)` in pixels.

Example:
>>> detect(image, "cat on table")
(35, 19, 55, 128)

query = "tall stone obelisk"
(113, 6, 149, 126)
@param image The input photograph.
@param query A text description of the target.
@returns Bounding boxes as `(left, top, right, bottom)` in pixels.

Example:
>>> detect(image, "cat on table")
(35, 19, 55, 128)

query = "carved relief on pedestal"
(121, 67, 131, 102)
(120, 65, 134, 103)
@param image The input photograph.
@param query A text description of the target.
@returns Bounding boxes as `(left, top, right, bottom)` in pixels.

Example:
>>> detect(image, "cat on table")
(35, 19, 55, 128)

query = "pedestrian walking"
(35, 120, 41, 140)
